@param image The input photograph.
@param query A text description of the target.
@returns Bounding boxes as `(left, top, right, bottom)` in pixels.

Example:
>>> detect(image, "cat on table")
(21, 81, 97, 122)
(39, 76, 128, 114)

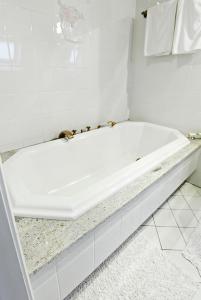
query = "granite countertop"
(2, 141, 201, 276)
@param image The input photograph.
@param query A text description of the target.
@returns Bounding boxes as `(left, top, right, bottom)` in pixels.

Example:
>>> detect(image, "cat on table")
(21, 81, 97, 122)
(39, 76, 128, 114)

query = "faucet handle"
(86, 126, 91, 131)
(72, 130, 77, 135)
(108, 120, 117, 127)
(97, 125, 102, 129)
(58, 130, 74, 139)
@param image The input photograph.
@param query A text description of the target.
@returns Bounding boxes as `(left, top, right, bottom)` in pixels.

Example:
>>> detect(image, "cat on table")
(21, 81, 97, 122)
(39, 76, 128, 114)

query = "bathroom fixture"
(72, 130, 77, 135)
(141, 10, 147, 18)
(188, 133, 201, 140)
(59, 123, 113, 139)
(3, 121, 191, 220)
(107, 121, 117, 127)
(28, 148, 200, 300)
(58, 130, 74, 140)
(97, 121, 117, 129)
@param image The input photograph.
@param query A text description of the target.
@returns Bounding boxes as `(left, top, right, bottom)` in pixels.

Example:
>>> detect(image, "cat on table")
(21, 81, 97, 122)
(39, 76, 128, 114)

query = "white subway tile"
(0, 2, 131, 151)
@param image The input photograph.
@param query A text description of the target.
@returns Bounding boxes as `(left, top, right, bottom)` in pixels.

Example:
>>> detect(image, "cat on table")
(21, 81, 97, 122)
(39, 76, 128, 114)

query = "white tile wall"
(129, 0, 201, 187)
(0, 0, 135, 152)
(129, 0, 201, 134)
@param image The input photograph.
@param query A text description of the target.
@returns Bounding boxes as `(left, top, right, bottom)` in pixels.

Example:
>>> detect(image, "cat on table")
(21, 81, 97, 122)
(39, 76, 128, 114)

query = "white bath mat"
(67, 230, 198, 300)
(183, 223, 201, 276)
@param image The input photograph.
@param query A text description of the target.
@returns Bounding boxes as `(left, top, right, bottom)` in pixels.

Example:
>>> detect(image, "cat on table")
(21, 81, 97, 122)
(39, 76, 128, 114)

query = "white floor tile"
(160, 201, 170, 209)
(180, 227, 196, 243)
(164, 250, 201, 283)
(193, 210, 201, 221)
(174, 188, 183, 196)
(172, 210, 198, 228)
(193, 287, 201, 300)
(180, 183, 201, 197)
(153, 209, 177, 227)
(185, 196, 201, 210)
(143, 216, 155, 226)
(157, 227, 186, 250)
(138, 226, 161, 249)
(168, 195, 190, 210)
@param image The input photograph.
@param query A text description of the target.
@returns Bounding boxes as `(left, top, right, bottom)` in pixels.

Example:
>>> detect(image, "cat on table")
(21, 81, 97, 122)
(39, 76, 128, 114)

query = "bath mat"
(67, 230, 198, 300)
(183, 223, 201, 276)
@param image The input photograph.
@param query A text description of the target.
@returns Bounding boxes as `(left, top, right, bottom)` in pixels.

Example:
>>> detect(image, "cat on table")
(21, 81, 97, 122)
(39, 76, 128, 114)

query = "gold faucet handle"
(108, 121, 117, 127)
(58, 130, 74, 139)
(86, 126, 91, 131)
(81, 129, 86, 133)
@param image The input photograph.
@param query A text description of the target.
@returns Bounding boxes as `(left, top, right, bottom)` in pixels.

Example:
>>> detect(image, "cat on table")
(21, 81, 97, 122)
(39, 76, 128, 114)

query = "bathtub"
(3, 121, 189, 220)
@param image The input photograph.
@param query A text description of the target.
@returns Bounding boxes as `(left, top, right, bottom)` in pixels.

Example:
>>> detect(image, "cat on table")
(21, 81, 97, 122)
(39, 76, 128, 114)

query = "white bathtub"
(3, 121, 189, 220)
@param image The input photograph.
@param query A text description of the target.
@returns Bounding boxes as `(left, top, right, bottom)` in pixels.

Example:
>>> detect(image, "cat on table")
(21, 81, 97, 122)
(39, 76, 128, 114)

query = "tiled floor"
(142, 181, 201, 284)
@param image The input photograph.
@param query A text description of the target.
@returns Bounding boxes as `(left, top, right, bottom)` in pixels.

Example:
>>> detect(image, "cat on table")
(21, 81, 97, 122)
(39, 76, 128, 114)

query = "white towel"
(144, 0, 178, 57)
(173, 0, 201, 54)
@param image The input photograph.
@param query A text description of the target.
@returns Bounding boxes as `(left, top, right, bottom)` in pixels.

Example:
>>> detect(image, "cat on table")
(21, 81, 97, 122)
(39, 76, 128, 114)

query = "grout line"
(170, 195, 199, 227)
(190, 209, 200, 222)
(180, 194, 201, 222)
(161, 248, 184, 252)
(181, 194, 195, 210)
(155, 225, 197, 228)
(166, 208, 201, 211)
(162, 249, 183, 253)
(152, 183, 201, 251)
(152, 214, 163, 251)
(154, 222, 186, 250)
(169, 207, 187, 245)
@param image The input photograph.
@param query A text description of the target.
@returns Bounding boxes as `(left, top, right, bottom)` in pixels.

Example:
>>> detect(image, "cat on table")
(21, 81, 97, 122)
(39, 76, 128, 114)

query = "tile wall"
(0, 0, 135, 151)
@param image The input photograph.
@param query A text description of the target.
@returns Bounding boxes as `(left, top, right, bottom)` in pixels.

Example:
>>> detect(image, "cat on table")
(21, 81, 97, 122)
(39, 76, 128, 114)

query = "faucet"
(188, 132, 201, 140)
(58, 130, 75, 141)
(107, 120, 117, 127)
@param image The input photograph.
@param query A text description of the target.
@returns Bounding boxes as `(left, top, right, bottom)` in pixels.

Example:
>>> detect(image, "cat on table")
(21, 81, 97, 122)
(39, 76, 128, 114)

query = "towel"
(173, 0, 201, 54)
(144, 0, 178, 57)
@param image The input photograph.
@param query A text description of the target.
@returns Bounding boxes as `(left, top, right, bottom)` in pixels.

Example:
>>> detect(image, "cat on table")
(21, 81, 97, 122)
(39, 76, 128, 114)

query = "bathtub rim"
(20, 140, 201, 277)
(10, 136, 189, 220)
(2, 121, 188, 160)
(3, 121, 190, 220)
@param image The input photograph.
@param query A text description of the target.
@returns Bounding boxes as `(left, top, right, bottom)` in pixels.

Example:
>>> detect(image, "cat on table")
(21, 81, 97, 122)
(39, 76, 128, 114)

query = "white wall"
(129, 0, 201, 186)
(129, 0, 201, 135)
(0, 159, 33, 299)
(0, 0, 135, 152)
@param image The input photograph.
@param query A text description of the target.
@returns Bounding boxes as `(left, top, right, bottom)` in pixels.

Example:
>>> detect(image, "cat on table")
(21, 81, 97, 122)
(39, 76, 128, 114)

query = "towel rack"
(141, 10, 148, 18)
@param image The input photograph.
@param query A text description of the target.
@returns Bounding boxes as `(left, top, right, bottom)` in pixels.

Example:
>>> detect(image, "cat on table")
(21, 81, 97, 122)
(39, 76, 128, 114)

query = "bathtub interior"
(4, 122, 184, 202)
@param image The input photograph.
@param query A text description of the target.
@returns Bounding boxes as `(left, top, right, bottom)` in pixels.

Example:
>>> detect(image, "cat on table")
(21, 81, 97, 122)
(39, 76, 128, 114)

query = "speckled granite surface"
(1, 141, 201, 276)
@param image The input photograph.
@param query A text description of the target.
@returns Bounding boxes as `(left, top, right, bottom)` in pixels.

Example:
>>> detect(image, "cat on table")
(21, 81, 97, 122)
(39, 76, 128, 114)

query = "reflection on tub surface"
(3, 121, 189, 220)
